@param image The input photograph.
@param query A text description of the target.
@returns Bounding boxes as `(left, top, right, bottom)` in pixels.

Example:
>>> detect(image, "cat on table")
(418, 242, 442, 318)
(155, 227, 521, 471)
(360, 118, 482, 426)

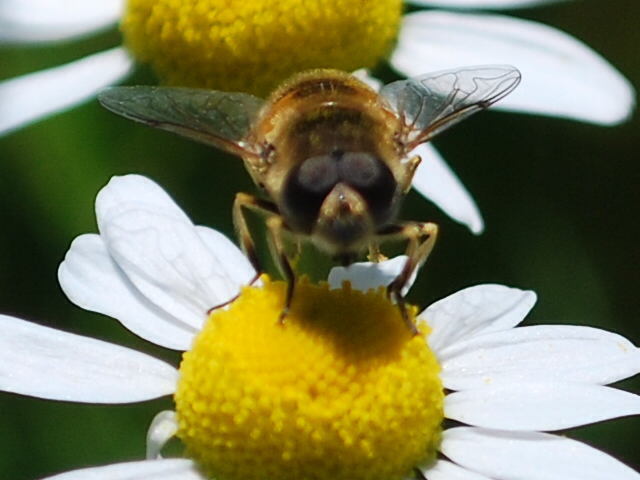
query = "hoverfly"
(98, 66, 521, 334)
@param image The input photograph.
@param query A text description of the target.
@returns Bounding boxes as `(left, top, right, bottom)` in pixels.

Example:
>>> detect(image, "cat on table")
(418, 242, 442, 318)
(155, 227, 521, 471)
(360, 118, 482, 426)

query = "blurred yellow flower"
(122, 0, 401, 96)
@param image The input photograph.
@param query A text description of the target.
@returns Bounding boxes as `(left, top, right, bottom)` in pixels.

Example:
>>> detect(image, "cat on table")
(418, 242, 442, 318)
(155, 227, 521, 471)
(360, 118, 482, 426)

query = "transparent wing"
(380, 65, 521, 151)
(98, 86, 265, 158)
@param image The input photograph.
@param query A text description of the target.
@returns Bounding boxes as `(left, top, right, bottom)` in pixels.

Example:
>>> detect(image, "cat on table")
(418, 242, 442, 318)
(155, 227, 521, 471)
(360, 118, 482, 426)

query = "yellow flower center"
(121, 0, 402, 96)
(175, 277, 443, 480)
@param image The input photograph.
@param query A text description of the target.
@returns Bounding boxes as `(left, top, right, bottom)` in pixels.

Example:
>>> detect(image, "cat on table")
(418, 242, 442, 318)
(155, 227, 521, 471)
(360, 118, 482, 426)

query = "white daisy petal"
(58, 234, 198, 351)
(411, 143, 484, 234)
(0, 0, 123, 43)
(97, 175, 199, 225)
(195, 226, 256, 291)
(446, 381, 640, 431)
(0, 314, 178, 403)
(0, 47, 133, 137)
(96, 175, 251, 330)
(391, 11, 635, 125)
(40, 459, 205, 480)
(422, 284, 536, 355)
(407, 0, 568, 9)
(147, 411, 179, 460)
(328, 256, 411, 293)
(440, 324, 640, 390)
(422, 459, 492, 480)
(441, 427, 640, 480)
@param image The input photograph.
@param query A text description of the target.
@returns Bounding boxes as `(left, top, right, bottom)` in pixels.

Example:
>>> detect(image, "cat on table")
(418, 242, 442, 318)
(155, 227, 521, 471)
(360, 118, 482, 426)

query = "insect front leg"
(204, 194, 279, 315)
(378, 221, 439, 335)
(397, 155, 421, 193)
(265, 215, 297, 323)
(232, 192, 279, 277)
(367, 242, 387, 263)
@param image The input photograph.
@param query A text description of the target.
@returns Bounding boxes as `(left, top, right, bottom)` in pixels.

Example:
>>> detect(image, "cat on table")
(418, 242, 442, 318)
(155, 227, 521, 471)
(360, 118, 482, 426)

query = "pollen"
(174, 276, 443, 480)
(121, 0, 402, 97)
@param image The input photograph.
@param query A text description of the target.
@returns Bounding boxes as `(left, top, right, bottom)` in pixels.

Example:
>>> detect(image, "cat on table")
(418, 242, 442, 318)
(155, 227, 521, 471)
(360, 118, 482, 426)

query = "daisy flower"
(0, 0, 635, 234)
(2, 174, 640, 480)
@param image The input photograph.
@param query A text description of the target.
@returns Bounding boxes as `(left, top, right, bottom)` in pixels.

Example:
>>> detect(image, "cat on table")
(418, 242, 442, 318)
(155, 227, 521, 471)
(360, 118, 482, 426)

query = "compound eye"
(281, 154, 339, 233)
(295, 154, 339, 194)
(338, 152, 397, 226)
(337, 152, 382, 189)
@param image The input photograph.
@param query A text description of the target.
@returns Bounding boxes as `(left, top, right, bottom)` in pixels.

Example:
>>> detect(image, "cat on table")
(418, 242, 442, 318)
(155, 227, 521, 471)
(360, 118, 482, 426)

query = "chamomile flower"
(0, 0, 635, 234)
(1, 174, 640, 480)
(2, 0, 633, 133)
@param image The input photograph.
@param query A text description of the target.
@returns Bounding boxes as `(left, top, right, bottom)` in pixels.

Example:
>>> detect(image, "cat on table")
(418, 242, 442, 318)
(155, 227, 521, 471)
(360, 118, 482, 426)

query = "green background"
(1, 1, 639, 478)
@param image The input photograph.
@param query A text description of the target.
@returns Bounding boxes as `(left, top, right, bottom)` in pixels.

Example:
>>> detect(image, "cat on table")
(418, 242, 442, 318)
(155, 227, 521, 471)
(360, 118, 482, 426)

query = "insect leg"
(232, 192, 279, 275)
(377, 221, 439, 334)
(206, 194, 278, 316)
(265, 215, 297, 323)
(397, 155, 421, 193)
(367, 242, 387, 262)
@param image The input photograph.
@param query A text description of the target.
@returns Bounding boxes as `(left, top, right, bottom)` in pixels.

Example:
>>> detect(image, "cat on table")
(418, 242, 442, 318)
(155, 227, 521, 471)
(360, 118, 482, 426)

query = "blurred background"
(1, 1, 639, 478)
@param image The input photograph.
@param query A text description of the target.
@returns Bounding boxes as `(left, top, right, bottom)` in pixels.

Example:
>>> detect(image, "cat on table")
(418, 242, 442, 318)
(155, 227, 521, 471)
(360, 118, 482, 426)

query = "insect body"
(99, 66, 521, 333)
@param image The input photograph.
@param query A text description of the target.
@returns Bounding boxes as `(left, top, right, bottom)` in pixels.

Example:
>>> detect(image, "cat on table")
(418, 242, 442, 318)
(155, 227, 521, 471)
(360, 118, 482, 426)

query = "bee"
(98, 66, 520, 334)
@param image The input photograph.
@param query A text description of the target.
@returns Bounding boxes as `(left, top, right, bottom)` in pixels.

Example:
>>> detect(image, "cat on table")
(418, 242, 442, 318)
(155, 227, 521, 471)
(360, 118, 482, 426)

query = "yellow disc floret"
(175, 277, 443, 480)
(121, 0, 402, 97)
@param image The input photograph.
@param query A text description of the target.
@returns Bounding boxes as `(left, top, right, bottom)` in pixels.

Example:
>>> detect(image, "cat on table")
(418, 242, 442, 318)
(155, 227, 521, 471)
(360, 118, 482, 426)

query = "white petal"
(422, 459, 492, 480)
(445, 381, 640, 431)
(0, 314, 178, 403)
(328, 256, 411, 293)
(195, 226, 256, 290)
(422, 284, 536, 355)
(96, 175, 253, 330)
(40, 459, 205, 480)
(440, 324, 640, 390)
(0, 47, 133, 136)
(59, 234, 197, 351)
(147, 411, 178, 459)
(411, 144, 484, 234)
(392, 11, 635, 125)
(441, 427, 640, 480)
(406, 0, 569, 9)
(0, 0, 123, 43)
